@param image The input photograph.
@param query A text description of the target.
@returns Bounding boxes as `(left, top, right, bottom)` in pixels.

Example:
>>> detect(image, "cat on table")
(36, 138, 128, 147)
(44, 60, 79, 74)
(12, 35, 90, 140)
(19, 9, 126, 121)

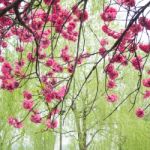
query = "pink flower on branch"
(107, 94, 118, 103)
(135, 108, 144, 118)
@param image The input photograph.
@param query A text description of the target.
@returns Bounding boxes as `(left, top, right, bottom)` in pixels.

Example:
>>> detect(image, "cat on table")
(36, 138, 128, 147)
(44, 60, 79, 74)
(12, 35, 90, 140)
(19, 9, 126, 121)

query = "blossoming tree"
(1, 0, 150, 149)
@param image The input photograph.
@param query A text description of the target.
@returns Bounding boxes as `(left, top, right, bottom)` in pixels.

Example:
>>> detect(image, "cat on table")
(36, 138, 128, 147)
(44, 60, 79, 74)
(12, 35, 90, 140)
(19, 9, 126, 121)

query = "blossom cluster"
(0, 0, 88, 129)
(100, 0, 150, 118)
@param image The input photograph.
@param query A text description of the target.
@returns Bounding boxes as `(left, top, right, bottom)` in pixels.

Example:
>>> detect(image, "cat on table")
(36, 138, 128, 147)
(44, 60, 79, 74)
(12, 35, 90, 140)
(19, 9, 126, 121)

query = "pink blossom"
(117, 0, 135, 7)
(107, 94, 118, 103)
(100, 39, 108, 47)
(14, 121, 23, 129)
(78, 10, 88, 22)
(111, 54, 126, 64)
(52, 63, 63, 72)
(14, 65, 24, 77)
(51, 108, 60, 115)
(56, 86, 67, 100)
(139, 17, 150, 30)
(108, 70, 119, 80)
(72, 5, 80, 15)
(23, 91, 32, 99)
(1, 61, 12, 76)
(147, 70, 150, 75)
(15, 59, 25, 68)
(131, 55, 143, 70)
(45, 58, 54, 67)
(0, 16, 13, 26)
(102, 25, 121, 39)
(67, 22, 76, 32)
(107, 80, 116, 89)
(144, 90, 150, 99)
(38, 51, 46, 59)
(61, 46, 71, 62)
(1, 78, 19, 91)
(102, 25, 109, 33)
(44, 0, 60, 6)
(8, 117, 23, 128)
(51, 78, 57, 85)
(0, 56, 4, 63)
(101, 7, 117, 22)
(31, 20, 43, 31)
(139, 43, 150, 53)
(19, 31, 33, 43)
(23, 99, 34, 110)
(130, 24, 143, 34)
(31, 113, 42, 123)
(40, 38, 51, 49)
(105, 64, 119, 80)
(143, 78, 150, 87)
(27, 52, 35, 62)
(129, 43, 137, 53)
(99, 47, 106, 56)
(16, 46, 24, 52)
(135, 108, 144, 118)
(8, 117, 16, 126)
(45, 93, 53, 103)
(46, 119, 58, 129)
(67, 64, 74, 73)
(105, 64, 114, 73)
(1, 41, 8, 48)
